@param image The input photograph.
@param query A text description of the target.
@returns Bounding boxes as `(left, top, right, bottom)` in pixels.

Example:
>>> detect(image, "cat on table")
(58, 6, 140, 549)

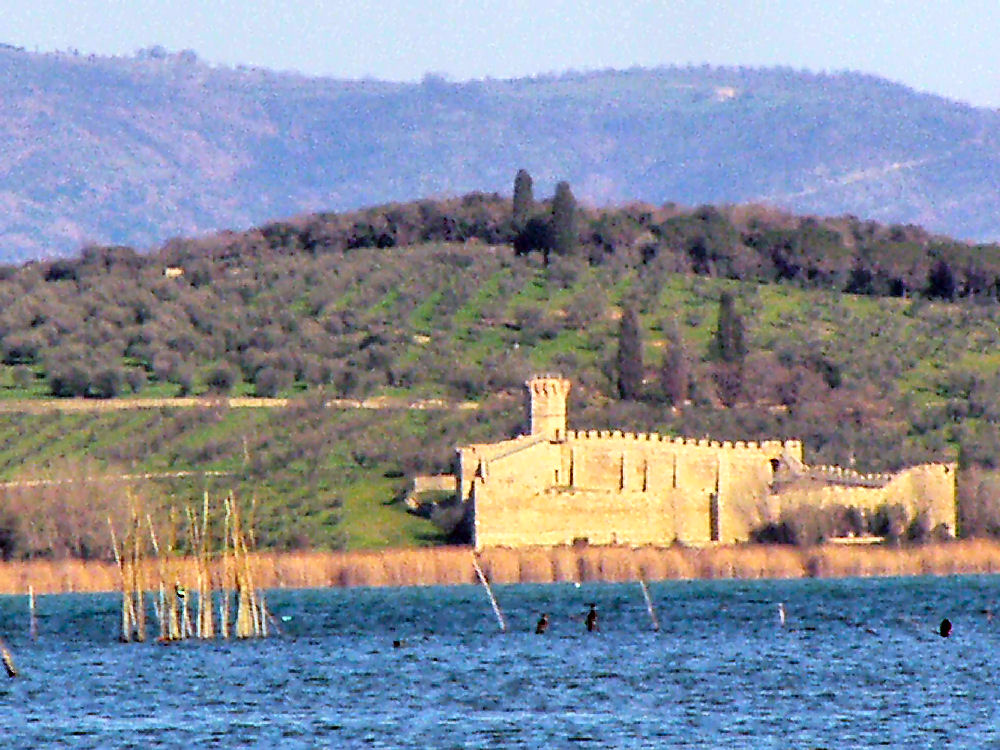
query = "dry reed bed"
(4, 542, 1000, 595)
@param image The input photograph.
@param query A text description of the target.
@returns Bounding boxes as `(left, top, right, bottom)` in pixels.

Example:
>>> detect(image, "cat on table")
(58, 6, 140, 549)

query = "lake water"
(1, 575, 998, 748)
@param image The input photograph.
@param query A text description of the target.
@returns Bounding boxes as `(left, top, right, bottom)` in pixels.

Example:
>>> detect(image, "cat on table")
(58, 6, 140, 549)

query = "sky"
(5, 0, 1000, 108)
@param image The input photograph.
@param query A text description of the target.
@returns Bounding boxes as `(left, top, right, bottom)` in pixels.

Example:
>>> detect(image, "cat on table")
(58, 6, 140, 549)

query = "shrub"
(125, 367, 147, 393)
(870, 503, 908, 542)
(254, 366, 292, 397)
(206, 363, 237, 394)
(11, 365, 33, 390)
(175, 366, 194, 396)
(48, 362, 91, 397)
(91, 366, 125, 399)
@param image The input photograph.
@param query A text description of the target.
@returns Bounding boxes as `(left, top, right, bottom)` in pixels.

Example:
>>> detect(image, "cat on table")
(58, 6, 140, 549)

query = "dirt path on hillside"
(0, 395, 480, 414)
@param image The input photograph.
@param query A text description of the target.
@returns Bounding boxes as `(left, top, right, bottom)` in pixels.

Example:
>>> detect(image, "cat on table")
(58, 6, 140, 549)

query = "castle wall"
(457, 434, 548, 500)
(718, 451, 776, 543)
(473, 486, 690, 548)
(772, 463, 957, 534)
(468, 428, 804, 548)
(460, 376, 956, 550)
(560, 432, 797, 544)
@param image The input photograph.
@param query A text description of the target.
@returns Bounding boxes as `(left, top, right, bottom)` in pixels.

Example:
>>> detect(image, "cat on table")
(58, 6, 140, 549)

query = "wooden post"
(258, 590, 268, 638)
(472, 555, 507, 633)
(108, 518, 132, 642)
(639, 578, 660, 632)
(131, 510, 145, 642)
(220, 499, 232, 639)
(198, 492, 214, 639)
(147, 515, 168, 642)
(28, 585, 37, 641)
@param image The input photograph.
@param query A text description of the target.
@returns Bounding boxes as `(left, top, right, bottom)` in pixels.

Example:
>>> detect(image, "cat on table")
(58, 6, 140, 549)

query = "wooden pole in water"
(220, 497, 232, 639)
(471, 555, 507, 633)
(147, 515, 167, 641)
(108, 518, 132, 642)
(28, 585, 37, 641)
(131, 509, 146, 642)
(199, 491, 214, 639)
(258, 589, 268, 638)
(0, 637, 17, 678)
(639, 578, 660, 632)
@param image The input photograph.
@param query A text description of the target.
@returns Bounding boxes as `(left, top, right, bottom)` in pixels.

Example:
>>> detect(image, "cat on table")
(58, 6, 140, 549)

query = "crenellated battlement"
(801, 465, 894, 488)
(562, 429, 801, 457)
(526, 374, 571, 441)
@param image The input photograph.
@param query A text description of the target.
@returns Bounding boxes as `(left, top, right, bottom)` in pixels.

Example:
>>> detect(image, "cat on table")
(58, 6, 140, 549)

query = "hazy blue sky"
(6, 0, 1000, 107)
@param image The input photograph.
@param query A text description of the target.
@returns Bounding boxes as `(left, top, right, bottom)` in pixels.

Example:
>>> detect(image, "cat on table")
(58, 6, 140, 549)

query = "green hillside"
(2, 207, 1000, 557)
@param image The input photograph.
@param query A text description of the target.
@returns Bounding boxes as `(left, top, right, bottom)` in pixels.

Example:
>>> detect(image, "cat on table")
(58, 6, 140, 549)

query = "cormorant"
(585, 603, 598, 632)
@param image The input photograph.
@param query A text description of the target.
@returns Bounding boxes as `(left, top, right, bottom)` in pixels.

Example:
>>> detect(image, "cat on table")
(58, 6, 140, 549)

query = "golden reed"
(4, 541, 1000, 595)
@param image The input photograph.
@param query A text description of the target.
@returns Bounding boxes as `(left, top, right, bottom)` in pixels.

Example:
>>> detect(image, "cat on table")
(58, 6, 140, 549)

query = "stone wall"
(771, 463, 957, 532)
(468, 428, 806, 547)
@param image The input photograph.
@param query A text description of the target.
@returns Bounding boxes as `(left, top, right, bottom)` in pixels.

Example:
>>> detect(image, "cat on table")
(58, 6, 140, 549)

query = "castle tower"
(527, 375, 571, 441)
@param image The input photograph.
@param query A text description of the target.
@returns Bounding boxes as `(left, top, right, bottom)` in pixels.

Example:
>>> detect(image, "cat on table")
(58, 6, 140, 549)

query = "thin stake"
(472, 555, 506, 633)
(199, 490, 213, 639)
(147, 515, 167, 641)
(639, 578, 660, 632)
(258, 590, 268, 638)
(28, 585, 37, 641)
(108, 517, 133, 642)
(131, 508, 145, 642)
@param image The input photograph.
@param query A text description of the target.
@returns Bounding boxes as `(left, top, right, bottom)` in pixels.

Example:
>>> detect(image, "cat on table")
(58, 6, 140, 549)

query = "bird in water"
(585, 603, 598, 632)
(535, 613, 549, 634)
(939, 618, 952, 638)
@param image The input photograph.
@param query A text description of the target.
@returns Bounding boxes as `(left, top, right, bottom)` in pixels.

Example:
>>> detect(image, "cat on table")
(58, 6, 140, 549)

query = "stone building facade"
(457, 376, 956, 550)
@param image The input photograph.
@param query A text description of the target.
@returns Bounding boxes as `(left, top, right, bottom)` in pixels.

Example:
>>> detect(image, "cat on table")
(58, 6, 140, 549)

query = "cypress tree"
(712, 291, 746, 405)
(660, 319, 689, 406)
(551, 181, 577, 258)
(616, 305, 643, 400)
(713, 291, 746, 364)
(512, 169, 534, 226)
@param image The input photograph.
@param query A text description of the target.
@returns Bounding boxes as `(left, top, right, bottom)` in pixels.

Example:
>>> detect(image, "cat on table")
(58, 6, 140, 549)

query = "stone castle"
(457, 376, 956, 549)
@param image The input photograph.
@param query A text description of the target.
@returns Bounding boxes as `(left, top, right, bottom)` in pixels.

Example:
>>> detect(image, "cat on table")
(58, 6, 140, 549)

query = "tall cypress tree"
(711, 291, 746, 405)
(660, 318, 689, 406)
(616, 305, 643, 400)
(512, 169, 534, 226)
(551, 181, 577, 258)
(713, 291, 746, 364)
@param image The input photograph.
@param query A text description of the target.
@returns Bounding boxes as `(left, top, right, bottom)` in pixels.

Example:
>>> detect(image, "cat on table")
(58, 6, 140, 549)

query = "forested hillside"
(2, 191, 1000, 558)
(3, 44, 1000, 260)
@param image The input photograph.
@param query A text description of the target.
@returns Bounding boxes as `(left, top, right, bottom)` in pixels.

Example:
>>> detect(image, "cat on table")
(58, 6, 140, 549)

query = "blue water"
(2, 575, 999, 748)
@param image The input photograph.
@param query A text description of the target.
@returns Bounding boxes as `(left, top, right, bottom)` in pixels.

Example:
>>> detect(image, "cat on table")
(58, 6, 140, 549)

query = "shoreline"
(2, 541, 1000, 595)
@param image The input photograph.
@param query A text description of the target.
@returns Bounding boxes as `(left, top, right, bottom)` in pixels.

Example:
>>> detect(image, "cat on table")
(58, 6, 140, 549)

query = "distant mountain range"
(3, 44, 1000, 261)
